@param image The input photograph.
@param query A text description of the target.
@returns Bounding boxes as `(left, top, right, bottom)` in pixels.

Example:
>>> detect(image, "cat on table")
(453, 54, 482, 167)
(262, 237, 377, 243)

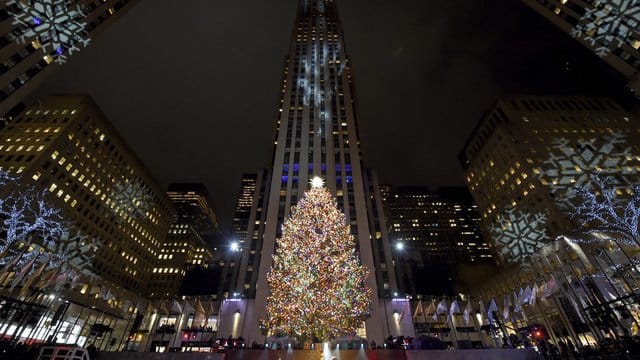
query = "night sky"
(32, 0, 630, 230)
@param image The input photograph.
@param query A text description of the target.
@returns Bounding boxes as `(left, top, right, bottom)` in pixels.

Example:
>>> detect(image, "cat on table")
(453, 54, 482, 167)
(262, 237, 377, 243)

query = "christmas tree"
(262, 177, 372, 341)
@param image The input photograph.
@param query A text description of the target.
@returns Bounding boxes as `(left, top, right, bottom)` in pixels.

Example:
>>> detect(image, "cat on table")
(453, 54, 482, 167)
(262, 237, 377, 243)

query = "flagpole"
(589, 252, 629, 337)
(117, 294, 141, 351)
(539, 251, 583, 347)
(530, 255, 561, 346)
(557, 250, 606, 343)
(448, 313, 459, 350)
(488, 311, 501, 348)
(469, 307, 484, 348)
(596, 246, 640, 335)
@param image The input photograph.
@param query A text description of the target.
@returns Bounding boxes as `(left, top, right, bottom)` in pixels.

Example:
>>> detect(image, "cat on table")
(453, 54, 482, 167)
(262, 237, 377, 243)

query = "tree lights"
(261, 180, 371, 341)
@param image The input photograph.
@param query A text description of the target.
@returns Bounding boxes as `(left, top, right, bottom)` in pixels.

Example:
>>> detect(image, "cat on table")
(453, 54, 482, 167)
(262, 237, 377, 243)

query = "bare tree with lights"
(0, 170, 64, 260)
(568, 174, 640, 246)
(261, 177, 372, 342)
(0, 170, 99, 290)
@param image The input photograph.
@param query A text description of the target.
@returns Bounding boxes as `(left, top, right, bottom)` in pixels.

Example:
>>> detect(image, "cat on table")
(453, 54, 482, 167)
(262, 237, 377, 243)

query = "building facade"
(460, 95, 640, 264)
(380, 185, 494, 296)
(0, 94, 173, 293)
(218, 0, 406, 342)
(521, 0, 640, 94)
(0, 94, 173, 350)
(150, 183, 220, 299)
(0, 0, 139, 118)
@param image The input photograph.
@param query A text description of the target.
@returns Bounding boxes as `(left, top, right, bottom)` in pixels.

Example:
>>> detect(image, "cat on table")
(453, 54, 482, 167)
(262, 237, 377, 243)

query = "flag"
(9, 255, 38, 292)
(53, 272, 69, 292)
(487, 299, 498, 325)
(36, 268, 58, 289)
(433, 299, 447, 321)
(449, 300, 460, 318)
(183, 300, 195, 314)
(0, 253, 22, 280)
(425, 301, 435, 317)
(158, 300, 170, 315)
(195, 299, 206, 317)
(171, 299, 183, 314)
(503, 294, 510, 320)
(19, 260, 47, 296)
(463, 301, 472, 325)
(478, 299, 486, 324)
(513, 291, 522, 313)
(518, 288, 525, 304)
(543, 276, 558, 298)
(414, 301, 428, 323)
(522, 285, 532, 304)
(99, 286, 108, 300)
(531, 284, 538, 305)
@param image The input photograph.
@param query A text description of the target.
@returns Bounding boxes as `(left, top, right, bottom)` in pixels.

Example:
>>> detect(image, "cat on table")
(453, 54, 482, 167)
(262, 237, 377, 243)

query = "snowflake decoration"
(8, 0, 90, 64)
(110, 179, 153, 221)
(537, 131, 638, 202)
(569, 0, 640, 57)
(490, 207, 549, 263)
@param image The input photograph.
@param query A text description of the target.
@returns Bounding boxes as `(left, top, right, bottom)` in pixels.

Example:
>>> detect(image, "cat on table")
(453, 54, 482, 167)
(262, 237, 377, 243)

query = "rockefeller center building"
(218, 0, 407, 342)
(149, 183, 220, 299)
(520, 0, 640, 94)
(0, 95, 173, 293)
(459, 95, 640, 264)
(0, 1, 139, 118)
(380, 185, 495, 296)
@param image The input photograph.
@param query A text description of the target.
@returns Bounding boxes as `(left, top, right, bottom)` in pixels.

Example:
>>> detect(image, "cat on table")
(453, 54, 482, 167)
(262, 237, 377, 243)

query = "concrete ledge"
(406, 349, 538, 360)
(97, 349, 538, 360)
(98, 353, 225, 360)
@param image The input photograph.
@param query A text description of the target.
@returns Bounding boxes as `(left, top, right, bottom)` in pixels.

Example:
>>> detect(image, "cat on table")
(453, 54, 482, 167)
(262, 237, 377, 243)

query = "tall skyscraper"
(460, 95, 640, 264)
(229, 171, 271, 300)
(521, 0, 640, 94)
(0, 1, 139, 118)
(218, 0, 404, 342)
(380, 185, 494, 296)
(150, 183, 220, 298)
(0, 95, 173, 294)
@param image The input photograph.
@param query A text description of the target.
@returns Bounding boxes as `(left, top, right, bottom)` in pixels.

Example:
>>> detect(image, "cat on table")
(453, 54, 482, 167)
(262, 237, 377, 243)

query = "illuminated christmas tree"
(262, 177, 372, 341)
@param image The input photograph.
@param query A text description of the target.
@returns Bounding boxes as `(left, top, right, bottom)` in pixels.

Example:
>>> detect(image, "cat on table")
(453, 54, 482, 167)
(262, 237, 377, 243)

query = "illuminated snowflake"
(8, 0, 90, 64)
(569, 0, 640, 57)
(538, 132, 638, 200)
(110, 179, 153, 220)
(490, 207, 549, 263)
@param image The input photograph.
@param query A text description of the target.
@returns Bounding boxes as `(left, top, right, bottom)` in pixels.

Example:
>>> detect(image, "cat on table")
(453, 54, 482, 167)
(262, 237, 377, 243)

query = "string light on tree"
(261, 177, 371, 341)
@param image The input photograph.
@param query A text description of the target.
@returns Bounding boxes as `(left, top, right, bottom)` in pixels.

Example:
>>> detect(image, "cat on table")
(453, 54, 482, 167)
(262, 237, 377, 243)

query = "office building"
(460, 95, 640, 264)
(0, 94, 173, 293)
(150, 183, 220, 298)
(521, 0, 640, 93)
(218, 0, 407, 342)
(381, 185, 494, 296)
(0, 0, 139, 118)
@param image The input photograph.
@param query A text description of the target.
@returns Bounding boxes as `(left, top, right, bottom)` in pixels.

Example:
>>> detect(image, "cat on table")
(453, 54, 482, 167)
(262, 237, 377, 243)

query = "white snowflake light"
(537, 132, 638, 201)
(8, 0, 90, 64)
(490, 207, 549, 263)
(569, 0, 640, 57)
(110, 179, 153, 220)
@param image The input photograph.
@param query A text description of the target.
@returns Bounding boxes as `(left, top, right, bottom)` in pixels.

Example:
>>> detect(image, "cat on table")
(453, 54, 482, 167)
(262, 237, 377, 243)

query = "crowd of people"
(535, 336, 640, 360)
(182, 325, 216, 333)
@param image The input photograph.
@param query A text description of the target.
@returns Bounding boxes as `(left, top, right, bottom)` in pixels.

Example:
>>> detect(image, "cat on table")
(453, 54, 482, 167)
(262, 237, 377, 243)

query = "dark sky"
(32, 0, 630, 231)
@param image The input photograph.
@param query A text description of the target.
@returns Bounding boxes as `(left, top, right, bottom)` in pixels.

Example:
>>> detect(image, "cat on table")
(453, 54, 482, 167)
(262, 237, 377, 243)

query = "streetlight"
(230, 242, 240, 252)
(395, 242, 404, 251)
